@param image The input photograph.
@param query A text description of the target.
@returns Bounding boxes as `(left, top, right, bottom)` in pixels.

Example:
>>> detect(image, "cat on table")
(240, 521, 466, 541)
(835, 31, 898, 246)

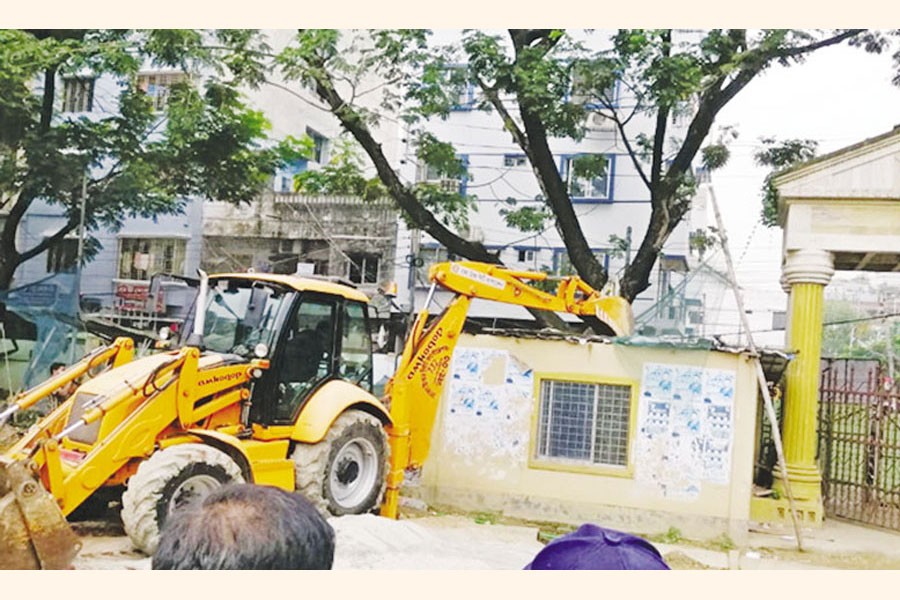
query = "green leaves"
(570, 153, 608, 182)
(499, 204, 550, 233)
(701, 143, 730, 170)
(293, 137, 385, 199)
(415, 133, 467, 180)
(0, 29, 286, 289)
(754, 137, 818, 227)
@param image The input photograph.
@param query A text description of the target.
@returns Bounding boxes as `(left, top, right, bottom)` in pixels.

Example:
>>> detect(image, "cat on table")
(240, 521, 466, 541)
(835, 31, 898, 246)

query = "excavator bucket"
(0, 459, 81, 569)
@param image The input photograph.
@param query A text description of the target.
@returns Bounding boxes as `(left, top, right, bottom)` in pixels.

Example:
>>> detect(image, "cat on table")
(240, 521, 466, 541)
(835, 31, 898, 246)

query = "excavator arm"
(0, 337, 135, 430)
(0, 343, 267, 569)
(380, 261, 633, 517)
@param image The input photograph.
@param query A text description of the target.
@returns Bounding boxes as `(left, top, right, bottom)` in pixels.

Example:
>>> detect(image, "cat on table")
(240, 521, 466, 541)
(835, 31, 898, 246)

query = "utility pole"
(709, 186, 805, 552)
(406, 228, 421, 327)
(69, 167, 88, 365)
(76, 171, 87, 280)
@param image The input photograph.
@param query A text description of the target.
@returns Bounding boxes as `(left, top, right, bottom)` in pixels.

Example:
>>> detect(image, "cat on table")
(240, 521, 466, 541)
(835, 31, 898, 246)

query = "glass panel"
(339, 302, 373, 392)
(272, 298, 336, 421)
(117, 238, 185, 280)
(200, 279, 290, 358)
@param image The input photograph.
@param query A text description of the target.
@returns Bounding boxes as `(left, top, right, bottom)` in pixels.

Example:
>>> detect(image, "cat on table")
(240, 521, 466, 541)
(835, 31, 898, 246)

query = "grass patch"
(649, 526, 683, 544)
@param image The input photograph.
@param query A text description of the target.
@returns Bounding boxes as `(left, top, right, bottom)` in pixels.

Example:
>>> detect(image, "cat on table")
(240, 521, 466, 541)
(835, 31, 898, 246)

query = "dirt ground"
(66, 505, 900, 570)
(7, 426, 900, 570)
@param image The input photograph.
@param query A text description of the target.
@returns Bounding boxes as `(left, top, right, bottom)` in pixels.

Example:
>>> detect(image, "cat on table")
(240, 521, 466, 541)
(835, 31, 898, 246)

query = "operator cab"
(178, 274, 375, 426)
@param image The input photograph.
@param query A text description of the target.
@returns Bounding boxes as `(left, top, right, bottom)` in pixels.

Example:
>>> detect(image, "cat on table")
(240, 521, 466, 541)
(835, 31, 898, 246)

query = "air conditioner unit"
(461, 225, 485, 243)
(586, 112, 615, 132)
(437, 178, 461, 194)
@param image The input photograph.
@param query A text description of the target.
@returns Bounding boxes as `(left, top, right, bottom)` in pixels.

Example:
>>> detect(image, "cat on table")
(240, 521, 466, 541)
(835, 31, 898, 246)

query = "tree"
(754, 137, 819, 227)
(270, 29, 888, 307)
(821, 299, 900, 377)
(0, 29, 288, 290)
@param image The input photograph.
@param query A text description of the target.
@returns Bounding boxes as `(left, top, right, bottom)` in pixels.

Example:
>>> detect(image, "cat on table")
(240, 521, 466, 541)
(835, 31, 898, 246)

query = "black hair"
(151, 483, 335, 570)
(50, 362, 66, 373)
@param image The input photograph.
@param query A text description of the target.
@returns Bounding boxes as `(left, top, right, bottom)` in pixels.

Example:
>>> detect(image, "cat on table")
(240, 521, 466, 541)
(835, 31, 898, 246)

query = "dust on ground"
(66, 503, 900, 570)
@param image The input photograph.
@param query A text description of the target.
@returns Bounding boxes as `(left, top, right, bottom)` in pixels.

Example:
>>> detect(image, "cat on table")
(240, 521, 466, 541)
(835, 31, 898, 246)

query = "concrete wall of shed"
(414, 333, 759, 544)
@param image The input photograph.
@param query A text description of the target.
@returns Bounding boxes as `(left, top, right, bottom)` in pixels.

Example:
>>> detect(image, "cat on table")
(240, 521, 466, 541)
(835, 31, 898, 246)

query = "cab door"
(255, 293, 339, 425)
(337, 300, 374, 393)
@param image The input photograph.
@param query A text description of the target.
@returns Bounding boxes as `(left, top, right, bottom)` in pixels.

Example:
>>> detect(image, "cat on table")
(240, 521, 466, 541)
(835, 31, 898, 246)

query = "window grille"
(136, 72, 188, 111)
(346, 253, 379, 284)
(62, 78, 95, 113)
(118, 238, 186, 280)
(536, 379, 631, 467)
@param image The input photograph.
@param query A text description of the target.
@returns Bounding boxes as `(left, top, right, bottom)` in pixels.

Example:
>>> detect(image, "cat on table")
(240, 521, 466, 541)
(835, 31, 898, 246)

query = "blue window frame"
(305, 127, 329, 163)
(553, 248, 610, 276)
(559, 154, 615, 202)
(567, 75, 620, 110)
(274, 159, 308, 193)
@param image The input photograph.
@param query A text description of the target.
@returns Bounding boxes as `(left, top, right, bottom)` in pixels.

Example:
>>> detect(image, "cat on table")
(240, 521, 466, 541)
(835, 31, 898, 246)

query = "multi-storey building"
(392, 30, 707, 329)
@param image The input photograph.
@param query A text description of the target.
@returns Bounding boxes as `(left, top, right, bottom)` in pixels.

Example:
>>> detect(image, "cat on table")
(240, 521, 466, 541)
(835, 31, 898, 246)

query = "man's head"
(525, 523, 669, 570)
(152, 483, 335, 570)
(50, 362, 66, 376)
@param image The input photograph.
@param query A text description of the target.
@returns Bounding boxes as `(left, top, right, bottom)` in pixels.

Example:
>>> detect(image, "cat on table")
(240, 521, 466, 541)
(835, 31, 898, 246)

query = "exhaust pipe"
(184, 269, 209, 350)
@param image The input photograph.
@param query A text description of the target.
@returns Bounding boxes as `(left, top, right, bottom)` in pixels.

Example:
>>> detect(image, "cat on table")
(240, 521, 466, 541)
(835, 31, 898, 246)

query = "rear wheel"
(292, 409, 388, 515)
(121, 444, 244, 555)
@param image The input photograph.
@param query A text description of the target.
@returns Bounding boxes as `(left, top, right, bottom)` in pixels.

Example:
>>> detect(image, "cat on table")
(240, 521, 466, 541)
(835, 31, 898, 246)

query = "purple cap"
(525, 523, 670, 570)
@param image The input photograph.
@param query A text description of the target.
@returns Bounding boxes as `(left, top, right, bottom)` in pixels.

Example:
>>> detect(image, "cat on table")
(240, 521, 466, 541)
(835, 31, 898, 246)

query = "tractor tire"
(121, 443, 244, 555)
(292, 409, 388, 516)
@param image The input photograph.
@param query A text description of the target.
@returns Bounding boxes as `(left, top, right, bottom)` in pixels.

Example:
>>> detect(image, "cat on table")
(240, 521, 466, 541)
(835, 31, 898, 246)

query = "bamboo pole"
(708, 186, 805, 552)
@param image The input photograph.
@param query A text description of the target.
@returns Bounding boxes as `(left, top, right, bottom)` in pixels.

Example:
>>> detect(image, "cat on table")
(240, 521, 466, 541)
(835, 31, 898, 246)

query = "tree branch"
(774, 29, 864, 59)
(474, 77, 530, 156)
(607, 112, 652, 190)
(18, 219, 79, 264)
(507, 33, 608, 291)
(309, 62, 497, 264)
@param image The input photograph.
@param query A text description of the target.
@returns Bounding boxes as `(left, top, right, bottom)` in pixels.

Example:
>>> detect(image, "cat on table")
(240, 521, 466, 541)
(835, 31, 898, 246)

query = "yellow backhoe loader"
(0, 261, 632, 569)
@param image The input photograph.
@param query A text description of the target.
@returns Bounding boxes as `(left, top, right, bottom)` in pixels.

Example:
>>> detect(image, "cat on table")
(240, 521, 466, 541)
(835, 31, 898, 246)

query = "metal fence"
(819, 358, 900, 530)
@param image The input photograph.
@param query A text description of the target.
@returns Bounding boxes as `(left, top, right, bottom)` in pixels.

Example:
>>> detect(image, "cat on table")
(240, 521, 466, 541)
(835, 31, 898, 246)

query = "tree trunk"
(310, 73, 572, 332)
(0, 250, 20, 292)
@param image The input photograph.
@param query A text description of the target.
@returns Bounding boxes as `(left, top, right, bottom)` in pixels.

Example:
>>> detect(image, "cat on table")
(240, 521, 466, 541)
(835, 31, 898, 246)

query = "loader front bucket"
(0, 459, 81, 569)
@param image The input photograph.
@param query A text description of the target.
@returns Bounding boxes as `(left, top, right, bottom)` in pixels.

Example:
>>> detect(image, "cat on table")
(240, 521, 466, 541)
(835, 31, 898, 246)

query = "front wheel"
(121, 444, 244, 555)
(292, 409, 388, 515)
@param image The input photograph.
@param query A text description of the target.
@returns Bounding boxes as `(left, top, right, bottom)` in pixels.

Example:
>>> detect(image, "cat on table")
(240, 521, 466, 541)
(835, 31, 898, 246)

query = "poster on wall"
(634, 362, 736, 499)
(441, 348, 534, 480)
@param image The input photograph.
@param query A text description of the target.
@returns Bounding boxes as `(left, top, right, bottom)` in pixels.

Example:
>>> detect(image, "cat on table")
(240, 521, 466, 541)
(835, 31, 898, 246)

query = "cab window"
(339, 301, 373, 393)
(271, 298, 336, 422)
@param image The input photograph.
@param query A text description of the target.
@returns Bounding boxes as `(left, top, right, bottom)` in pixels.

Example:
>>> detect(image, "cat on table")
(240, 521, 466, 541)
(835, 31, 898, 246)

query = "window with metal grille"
(346, 252, 379, 284)
(117, 238, 186, 280)
(561, 154, 610, 200)
(536, 379, 632, 467)
(46, 238, 78, 273)
(62, 77, 94, 113)
(136, 72, 188, 111)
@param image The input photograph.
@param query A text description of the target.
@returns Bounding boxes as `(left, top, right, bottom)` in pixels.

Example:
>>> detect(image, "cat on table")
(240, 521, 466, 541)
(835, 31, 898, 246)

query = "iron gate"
(818, 358, 900, 530)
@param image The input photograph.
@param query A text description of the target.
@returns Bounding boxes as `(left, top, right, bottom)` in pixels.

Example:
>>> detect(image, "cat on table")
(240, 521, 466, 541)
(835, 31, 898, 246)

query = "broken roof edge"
(473, 327, 793, 382)
(476, 325, 782, 351)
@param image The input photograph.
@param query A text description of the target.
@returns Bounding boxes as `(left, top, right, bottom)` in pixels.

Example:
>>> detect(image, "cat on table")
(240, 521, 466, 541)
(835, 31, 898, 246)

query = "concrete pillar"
(773, 249, 834, 519)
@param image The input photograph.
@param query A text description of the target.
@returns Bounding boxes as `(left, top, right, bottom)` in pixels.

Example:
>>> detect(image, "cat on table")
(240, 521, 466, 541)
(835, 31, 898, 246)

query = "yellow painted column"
(773, 249, 834, 514)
